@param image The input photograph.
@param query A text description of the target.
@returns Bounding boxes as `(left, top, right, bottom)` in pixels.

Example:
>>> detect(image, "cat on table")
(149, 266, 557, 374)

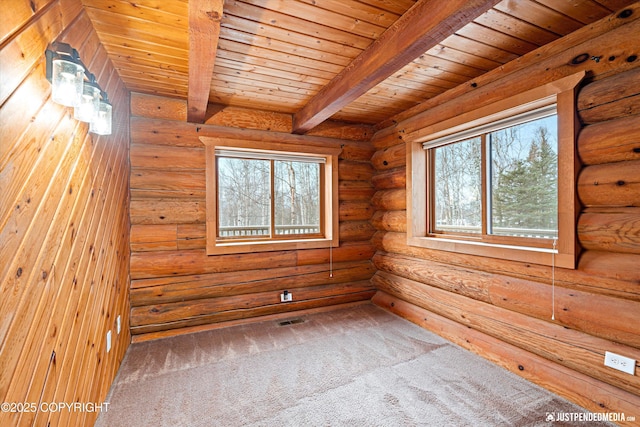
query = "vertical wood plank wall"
(370, 7, 640, 422)
(128, 96, 377, 339)
(0, 2, 130, 426)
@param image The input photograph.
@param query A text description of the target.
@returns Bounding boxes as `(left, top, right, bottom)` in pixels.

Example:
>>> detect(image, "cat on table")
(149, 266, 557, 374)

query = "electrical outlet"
(116, 315, 121, 334)
(280, 291, 292, 302)
(604, 351, 635, 375)
(106, 330, 112, 353)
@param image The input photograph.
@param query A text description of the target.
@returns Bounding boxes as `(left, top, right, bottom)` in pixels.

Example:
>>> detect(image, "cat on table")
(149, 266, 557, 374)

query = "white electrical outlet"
(604, 351, 635, 375)
(116, 315, 121, 334)
(280, 291, 292, 302)
(106, 330, 112, 353)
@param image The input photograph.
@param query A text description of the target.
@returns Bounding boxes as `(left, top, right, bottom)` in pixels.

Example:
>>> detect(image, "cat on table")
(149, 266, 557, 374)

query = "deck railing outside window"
(218, 225, 320, 237)
(435, 225, 557, 239)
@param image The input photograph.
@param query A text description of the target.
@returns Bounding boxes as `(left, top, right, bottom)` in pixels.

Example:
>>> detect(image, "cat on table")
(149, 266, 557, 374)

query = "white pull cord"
(329, 240, 333, 278)
(551, 239, 557, 321)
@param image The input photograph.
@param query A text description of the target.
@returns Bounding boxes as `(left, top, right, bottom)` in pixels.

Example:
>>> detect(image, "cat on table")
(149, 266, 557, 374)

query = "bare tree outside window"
(217, 156, 321, 239)
(434, 137, 482, 233)
(217, 157, 270, 237)
(274, 161, 320, 235)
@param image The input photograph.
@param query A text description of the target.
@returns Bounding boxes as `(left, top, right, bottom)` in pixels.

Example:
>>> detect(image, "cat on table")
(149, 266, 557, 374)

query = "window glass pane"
(217, 157, 270, 238)
(490, 115, 558, 238)
(434, 138, 482, 234)
(274, 161, 320, 235)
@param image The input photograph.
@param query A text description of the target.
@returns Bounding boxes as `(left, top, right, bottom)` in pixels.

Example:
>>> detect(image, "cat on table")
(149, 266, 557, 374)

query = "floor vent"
(278, 318, 305, 326)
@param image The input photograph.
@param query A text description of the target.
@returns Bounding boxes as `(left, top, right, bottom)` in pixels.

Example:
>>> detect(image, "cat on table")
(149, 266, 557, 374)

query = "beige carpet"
(95, 304, 611, 426)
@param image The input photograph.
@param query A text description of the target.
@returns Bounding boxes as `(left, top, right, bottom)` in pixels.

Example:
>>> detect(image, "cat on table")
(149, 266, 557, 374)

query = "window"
(430, 105, 558, 242)
(201, 137, 340, 255)
(406, 72, 584, 268)
(216, 151, 323, 240)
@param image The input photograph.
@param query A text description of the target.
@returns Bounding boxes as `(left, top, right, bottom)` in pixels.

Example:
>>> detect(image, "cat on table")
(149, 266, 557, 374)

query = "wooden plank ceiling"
(81, 0, 636, 129)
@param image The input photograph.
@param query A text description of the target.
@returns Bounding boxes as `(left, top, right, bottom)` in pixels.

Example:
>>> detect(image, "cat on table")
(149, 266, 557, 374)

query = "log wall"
(370, 6, 640, 423)
(0, 2, 130, 426)
(129, 93, 377, 339)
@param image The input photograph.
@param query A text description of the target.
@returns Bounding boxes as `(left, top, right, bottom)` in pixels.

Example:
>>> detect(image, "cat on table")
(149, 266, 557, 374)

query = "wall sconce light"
(46, 41, 112, 135)
(90, 92, 112, 136)
(74, 73, 101, 122)
(45, 42, 84, 107)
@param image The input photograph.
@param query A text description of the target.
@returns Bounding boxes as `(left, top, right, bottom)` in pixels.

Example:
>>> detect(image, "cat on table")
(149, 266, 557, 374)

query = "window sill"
(208, 237, 335, 255)
(407, 235, 574, 268)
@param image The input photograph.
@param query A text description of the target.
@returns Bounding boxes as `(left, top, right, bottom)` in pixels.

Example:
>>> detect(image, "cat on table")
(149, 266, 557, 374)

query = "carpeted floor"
(95, 304, 611, 426)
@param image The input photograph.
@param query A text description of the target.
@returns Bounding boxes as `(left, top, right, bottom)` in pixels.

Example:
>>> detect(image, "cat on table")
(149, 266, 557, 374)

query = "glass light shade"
(51, 58, 84, 107)
(74, 81, 101, 122)
(90, 100, 112, 135)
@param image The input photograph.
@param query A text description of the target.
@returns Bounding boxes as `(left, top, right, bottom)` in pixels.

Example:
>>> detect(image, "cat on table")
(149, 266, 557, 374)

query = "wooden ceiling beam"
(188, 0, 223, 123)
(291, 0, 501, 134)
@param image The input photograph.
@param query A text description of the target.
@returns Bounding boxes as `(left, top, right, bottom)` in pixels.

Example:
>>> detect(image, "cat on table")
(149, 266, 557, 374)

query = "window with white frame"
(201, 137, 340, 255)
(406, 72, 584, 268)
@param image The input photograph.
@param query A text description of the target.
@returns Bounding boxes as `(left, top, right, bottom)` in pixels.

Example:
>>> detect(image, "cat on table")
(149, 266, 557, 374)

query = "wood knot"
(571, 53, 589, 65)
(618, 9, 633, 19)
(616, 180, 625, 186)
(206, 11, 222, 21)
